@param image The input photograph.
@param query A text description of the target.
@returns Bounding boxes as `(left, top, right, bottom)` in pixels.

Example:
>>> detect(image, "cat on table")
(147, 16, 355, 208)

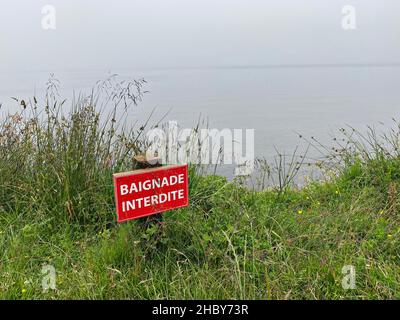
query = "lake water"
(1, 65, 399, 178)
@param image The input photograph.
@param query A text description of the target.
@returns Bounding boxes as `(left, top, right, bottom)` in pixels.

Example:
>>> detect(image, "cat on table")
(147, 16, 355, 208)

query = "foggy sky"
(0, 0, 399, 71)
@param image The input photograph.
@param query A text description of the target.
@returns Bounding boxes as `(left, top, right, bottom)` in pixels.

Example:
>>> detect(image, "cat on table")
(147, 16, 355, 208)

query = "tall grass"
(0, 77, 399, 299)
(0, 75, 151, 227)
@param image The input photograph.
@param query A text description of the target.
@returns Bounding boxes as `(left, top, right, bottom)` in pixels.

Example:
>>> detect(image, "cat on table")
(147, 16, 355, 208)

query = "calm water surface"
(1, 66, 399, 177)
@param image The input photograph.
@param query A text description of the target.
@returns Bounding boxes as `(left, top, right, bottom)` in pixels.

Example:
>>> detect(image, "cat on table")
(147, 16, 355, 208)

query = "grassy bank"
(0, 82, 399, 299)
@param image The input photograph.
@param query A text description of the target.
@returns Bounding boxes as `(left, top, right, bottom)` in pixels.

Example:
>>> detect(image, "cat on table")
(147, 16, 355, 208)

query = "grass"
(0, 78, 399, 299)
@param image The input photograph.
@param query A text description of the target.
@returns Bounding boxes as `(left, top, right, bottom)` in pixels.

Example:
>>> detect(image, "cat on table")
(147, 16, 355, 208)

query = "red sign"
(113, 164, 189, 222)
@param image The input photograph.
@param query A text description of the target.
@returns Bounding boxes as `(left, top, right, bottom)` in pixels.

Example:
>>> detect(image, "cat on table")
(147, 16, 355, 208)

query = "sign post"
(113, 163, 189, 223)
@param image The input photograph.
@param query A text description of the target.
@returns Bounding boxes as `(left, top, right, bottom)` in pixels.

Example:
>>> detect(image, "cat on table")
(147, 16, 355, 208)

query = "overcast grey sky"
(0, 0, 399, 71)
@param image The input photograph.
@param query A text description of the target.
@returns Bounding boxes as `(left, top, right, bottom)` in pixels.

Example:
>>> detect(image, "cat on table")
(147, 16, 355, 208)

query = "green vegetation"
(0, 79, 399, 299)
